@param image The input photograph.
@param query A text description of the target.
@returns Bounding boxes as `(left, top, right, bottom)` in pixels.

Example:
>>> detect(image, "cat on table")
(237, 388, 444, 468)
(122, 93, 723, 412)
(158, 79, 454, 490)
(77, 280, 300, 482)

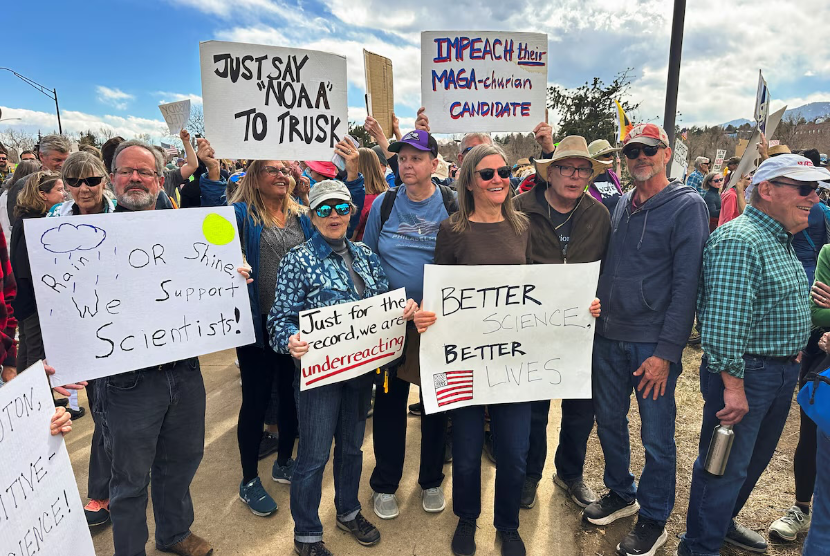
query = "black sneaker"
(617, 517, 668, 556)
(554, 474, 597, 508)
(408, 402, 423, 416)
(520, 478, 538, 509)
(451, 518, 477, 556)
(483, 430, 496, 464)
(258, 431, 279, 460)
(336, 512, 380, 546)
(724, 520, 767, 553)
(294, 540, 333, 556)
(54, 397, 69, 407)
(497, 530, 526, 556)
(583, 491, 639, 526)
(67, 406, 86, 420)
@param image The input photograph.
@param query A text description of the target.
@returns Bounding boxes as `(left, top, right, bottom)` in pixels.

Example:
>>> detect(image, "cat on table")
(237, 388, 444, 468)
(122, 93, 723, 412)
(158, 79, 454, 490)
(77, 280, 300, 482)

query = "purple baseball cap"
(388, 129, 438, 157)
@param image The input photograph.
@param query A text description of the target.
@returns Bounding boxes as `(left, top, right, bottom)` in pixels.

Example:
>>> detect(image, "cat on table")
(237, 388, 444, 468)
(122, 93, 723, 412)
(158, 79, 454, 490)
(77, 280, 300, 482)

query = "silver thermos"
(704, 424, 734, 476)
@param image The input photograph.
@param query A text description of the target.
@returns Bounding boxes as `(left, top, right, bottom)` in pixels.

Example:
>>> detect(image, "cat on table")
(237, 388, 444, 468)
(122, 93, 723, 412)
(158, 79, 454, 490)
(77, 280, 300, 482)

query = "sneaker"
(372, 491, 399, 519)
(294, 540, 333, 556)
(67, 406, 86, 420)
(158, 533, 213, 556)
(520, 477, 539, 509)
(239, 477, 278, 516)
(272, 458, 295, 484)
(84, 499, 110, 527)
(554, 474, 597, 508)
(725, 520, 767, 553)
(769, 505, 811, 541)
(336, 511, 381, 546)
(582, 491, 639, 526)
(409, 402, 423, 416)
(258, 431, 280, 460)
(687, 333, 701, 346)
(497, 530, 526, 556)
(444, 436, 453, 464)
(675, 540, 691, 556)
(422, 487, 446, 513)
(483, 430, 496, 464)
(54, 397, 69, 407)
(617, 517, 668, 556)
(451, 518, 477, 556)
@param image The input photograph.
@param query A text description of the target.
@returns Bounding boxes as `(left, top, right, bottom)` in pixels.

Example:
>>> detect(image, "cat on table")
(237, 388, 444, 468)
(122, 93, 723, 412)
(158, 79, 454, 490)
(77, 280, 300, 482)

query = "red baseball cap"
(624, 123, 670, 148)
(305, 160, 338, 179)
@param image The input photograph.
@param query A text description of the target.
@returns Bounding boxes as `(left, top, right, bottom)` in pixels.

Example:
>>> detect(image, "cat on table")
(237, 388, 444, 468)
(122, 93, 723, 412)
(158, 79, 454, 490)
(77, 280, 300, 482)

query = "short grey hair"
(39, 134, 71, 156)
(111, 140, 164, 175)
(460, 132, 493, 152)
(61, 152, 110, 186)
(694, 156, 710, 171)
(749, 183, 762, 206)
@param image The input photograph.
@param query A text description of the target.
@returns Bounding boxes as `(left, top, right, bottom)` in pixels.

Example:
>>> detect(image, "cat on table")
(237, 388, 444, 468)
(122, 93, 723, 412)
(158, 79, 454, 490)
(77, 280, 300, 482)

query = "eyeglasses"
(115, 167, 158, 180)
(622, 145, 662, 159)
(596, 154, 614, 161)
(261, 166, 290, 176)
(552, 164, 593, 178)
(770, 180, 818, 197)
(475, 166, 511, 181)
(712, 178, 724, 184)
(65, 176, 104, 188)
(460, 146, 475, 157)
(315, 203, 351, 218)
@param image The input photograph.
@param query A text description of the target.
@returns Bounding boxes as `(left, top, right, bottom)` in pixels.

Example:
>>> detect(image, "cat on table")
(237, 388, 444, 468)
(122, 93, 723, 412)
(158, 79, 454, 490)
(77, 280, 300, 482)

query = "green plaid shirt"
(697, 205, 811, 378)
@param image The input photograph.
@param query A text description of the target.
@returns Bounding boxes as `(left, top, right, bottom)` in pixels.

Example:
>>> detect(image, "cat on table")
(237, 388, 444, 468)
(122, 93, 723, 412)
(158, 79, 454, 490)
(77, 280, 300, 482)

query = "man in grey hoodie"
(582, 124, 709, 556)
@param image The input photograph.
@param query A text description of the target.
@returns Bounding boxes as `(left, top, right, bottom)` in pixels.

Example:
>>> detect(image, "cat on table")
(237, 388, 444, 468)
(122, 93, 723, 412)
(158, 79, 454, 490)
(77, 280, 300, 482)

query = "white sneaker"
(769, 505, 811, 541)
(422, 487, 446, 513)
(372, 491, 399, 519)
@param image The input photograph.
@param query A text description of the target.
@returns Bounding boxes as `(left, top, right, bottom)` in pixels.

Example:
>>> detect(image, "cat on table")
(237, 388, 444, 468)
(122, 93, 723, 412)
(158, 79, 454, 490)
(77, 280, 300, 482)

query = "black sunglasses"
(623, 145, 662, 159)
(770, 180, 818, 197)
(65, 176, 105, 188)
(315, 203, 351, 218)
(475, 166, 511, 181)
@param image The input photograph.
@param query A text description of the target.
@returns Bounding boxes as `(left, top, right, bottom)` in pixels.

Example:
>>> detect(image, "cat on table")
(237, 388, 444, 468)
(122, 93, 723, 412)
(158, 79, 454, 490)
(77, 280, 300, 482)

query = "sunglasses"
(770, 180, 818, 197)
(475, 166, 511, 181)
(262, 165, 291, 176)
(315, 203, 351, 218)
(65, 176, 105, 188)
(712, 177, 724, 183)
(623, 145, 662, 159)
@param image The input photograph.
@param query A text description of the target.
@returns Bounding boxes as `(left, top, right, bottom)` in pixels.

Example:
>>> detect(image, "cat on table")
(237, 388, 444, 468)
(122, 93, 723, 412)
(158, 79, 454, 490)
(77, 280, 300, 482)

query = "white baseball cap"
(751, 154, 830, 186)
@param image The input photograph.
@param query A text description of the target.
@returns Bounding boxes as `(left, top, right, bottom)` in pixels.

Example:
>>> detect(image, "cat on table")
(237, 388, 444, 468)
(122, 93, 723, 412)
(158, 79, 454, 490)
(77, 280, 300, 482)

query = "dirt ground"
(66, 345, 808, 556)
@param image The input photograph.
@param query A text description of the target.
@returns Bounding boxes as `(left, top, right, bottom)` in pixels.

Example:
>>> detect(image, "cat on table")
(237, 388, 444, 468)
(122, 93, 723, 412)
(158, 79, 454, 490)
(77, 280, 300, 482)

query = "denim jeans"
(86, 378, 112, 500)
(526, 398, 594, 482)
(291, 370, 373, 543)
(452, 402, 531, 531)
(804, 429, 830, 555)
(101, 359, 206, 556)
(682, 355, 798, 556)
(592, 335, 681, 523)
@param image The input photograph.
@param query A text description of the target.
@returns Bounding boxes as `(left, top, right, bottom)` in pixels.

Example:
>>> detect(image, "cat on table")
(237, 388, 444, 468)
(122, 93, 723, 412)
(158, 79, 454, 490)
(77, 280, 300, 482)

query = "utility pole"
(0, 67, 63, 134)
(663, 0, 686, 154)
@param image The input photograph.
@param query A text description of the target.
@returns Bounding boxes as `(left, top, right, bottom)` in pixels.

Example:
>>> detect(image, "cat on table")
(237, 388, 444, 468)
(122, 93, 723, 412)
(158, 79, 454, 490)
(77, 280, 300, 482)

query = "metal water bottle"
(704, 424, 734, 476)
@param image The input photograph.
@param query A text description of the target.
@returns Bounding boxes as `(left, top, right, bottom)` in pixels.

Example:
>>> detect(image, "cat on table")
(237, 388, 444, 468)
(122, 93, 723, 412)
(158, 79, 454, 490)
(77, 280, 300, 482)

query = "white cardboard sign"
(419, 263, 600, 414)
(420, 32, 548, 133)
(713, 149, 727, 173)
(26, 207, 255, 386)
(670, 139, 689, 181)
(200, 40, 348, 161)
(158, 100, 191, 134)
(299, 289, 407, 391)
(0, 362, 96, 556)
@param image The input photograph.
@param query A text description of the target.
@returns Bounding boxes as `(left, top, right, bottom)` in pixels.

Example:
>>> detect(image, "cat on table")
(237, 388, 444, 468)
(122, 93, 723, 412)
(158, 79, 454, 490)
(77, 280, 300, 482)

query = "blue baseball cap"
(388, 130, 438, 157)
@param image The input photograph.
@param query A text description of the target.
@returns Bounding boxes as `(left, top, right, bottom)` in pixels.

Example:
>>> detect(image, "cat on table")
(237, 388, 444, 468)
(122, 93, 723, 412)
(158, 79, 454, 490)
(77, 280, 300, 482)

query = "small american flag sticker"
(433, 370, 474, 407)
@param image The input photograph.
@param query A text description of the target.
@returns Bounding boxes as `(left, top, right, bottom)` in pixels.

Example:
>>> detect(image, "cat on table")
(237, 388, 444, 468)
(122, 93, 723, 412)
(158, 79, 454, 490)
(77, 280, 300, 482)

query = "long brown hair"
(229, 160, 306, 227)
(16, 171, 61, 217)
(358, 148, 389, 196)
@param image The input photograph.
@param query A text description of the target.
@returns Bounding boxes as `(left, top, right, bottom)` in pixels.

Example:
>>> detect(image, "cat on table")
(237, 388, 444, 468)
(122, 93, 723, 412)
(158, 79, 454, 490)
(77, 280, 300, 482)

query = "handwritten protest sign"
(158, 99, 191, 134)
(419, 263, 599, 414)
(364, 50, 394, 137)
(713, 148, 727, 173)
(670, 138, 689, 181)
(0, 362, 95, 556)
(200, 40, 348, 161)
(421, 32, 548, 133)
(299, 289, 407, 391)
(727, 105, 788, 190)
(755, 70, 770, 135)
(26, 207, 255, 386)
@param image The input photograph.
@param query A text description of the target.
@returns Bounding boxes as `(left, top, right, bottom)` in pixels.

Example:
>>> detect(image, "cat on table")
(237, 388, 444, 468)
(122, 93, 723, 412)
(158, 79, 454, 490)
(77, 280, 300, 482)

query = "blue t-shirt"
(362, 184, 451, 303)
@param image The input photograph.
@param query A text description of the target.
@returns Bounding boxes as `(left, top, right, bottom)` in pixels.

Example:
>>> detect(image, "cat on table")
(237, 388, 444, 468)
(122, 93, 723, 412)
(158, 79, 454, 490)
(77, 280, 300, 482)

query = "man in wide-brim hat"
(587, 139, 624, 213)
(512, 135, 612, 512)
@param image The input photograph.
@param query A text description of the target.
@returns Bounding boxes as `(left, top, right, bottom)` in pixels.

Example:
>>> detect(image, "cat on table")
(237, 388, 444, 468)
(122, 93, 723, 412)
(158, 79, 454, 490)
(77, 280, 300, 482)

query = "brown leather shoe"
(159, 533, 213, 556)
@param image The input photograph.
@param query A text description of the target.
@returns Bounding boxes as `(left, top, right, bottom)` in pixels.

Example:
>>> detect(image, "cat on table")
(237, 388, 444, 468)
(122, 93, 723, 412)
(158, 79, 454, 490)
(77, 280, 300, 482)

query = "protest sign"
(363, 50, 394, 137)
(26, 207, 255, 386)
(299, 289, 407, 391)
(755, 70, 770, 135)
(0, 362, 95, 556)
(158, 99, 191, 134)
(768, 139, 780, 148)
(713, 148, 727, 172)
(669, 138, 689, 181)
(419, 263, 600, 414)
(726, 105, 788, 190)
(421, 32, 548, 133)
(200, 40, 348, 161)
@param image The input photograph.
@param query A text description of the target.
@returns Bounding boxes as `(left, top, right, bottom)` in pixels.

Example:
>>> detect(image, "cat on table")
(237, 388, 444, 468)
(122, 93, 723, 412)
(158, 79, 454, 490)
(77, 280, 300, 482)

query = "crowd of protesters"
(0, 105, 829, 556)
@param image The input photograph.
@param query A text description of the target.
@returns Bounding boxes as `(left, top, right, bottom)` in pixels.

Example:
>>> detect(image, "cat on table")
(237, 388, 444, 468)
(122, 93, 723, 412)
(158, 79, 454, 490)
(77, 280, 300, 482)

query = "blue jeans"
(452, 402, 531, 531)
(804, 429, 830, 555)
(101, 359, 206, 556)
(291, 370, 373, 543)
(526, 398, 594, 482)
(592, 335, 681, 523)
(682, 355, 798, 556)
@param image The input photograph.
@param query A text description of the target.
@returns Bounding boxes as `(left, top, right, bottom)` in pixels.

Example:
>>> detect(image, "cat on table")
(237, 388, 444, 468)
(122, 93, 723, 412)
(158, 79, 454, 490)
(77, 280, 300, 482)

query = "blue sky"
(2, 0, 829, 143)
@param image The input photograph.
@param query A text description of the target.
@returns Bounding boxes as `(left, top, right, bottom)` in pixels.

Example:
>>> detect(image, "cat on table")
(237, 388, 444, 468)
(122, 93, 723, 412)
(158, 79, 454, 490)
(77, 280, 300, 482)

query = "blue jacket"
(200, 174, 315, 348)
(792, 203, 828, 284)
(596, 180, 710, 363)
(267, 232, 389, 353)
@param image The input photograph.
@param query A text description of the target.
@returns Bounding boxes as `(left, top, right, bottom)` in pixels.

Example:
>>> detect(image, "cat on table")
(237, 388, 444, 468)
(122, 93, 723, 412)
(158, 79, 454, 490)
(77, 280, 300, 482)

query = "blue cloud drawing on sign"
(40, 223, 107, 253)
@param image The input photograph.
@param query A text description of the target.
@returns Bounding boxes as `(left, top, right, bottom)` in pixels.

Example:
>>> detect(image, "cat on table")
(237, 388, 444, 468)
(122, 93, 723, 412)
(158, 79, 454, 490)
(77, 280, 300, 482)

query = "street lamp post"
(0, 67, 62, 134)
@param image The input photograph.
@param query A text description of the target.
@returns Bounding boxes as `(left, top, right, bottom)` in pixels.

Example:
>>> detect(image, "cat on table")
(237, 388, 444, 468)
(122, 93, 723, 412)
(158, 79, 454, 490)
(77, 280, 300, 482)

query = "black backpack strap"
(379, 187, 399, 229)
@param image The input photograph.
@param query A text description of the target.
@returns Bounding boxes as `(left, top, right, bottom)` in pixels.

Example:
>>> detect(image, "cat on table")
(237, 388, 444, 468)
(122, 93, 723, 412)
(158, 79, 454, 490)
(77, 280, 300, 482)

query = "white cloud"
(0, 105, 169, 142)
(155, 91, 203, 105)
(95, 86, 134, 110)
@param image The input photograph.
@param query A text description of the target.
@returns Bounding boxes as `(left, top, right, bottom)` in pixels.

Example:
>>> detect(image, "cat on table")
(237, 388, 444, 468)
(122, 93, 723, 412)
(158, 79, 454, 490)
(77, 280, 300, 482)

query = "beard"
(630, 162, 663, 182)
(117, 182, 158, 210)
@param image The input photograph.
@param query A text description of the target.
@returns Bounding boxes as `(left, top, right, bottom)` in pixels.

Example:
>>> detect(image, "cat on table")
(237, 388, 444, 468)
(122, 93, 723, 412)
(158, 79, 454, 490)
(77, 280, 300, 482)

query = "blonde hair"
(229, 160, 306, 227)
(450, 144, 527, 235)
(16, 171, 61, 217)
(358, 148, 389, 196)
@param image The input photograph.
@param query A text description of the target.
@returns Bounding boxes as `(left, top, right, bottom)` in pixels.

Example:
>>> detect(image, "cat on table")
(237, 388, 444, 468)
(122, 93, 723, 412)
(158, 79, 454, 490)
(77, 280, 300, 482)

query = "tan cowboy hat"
(587, 139, 620, 159)
(535, 136, 611, 182)
(768, 144, 792, 157)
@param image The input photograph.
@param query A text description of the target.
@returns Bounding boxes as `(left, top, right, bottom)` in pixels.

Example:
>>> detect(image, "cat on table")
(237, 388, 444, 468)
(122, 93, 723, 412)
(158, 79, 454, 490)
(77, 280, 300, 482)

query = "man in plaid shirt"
(679, 154, 830, 556)
(685, 156, 710, 195)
